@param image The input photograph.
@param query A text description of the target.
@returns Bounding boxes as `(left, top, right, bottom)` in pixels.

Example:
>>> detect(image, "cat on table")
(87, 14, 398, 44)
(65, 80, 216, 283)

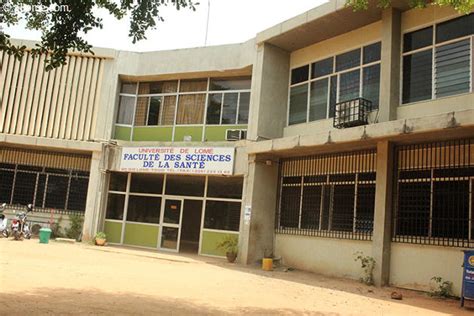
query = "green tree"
(0, 0, 198, 70)
(346, 0, 473, 14)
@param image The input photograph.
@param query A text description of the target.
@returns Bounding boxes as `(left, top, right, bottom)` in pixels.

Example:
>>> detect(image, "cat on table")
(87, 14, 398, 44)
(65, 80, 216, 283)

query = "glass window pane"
(138, 81, 178, 94)
(176, 94, 206, 124)
(363, 64, 380, 108)
(204, 201, 241, 231)
(207, 177, 243, 199)
(339, 69, 360, 102)
(116, 96, 135, 125)
(130, 173, 164, 194)
(161, 226, 179, 249)
(163, 199, 181, 224)
(67, 177, 89, 211)
(109, 173, 128, 192)
(161, 96, 177, 125)
(336, 49, 361, 72)
(106, 193, 125, 220)
(402, 50, 433, 103)
(238, 92, 250, 124)
(309, 78, 328, 121)
(311, 57, 333, 79)
(403, 27, 433, 52)
(35, 174, 46, 208)
(179, 79, 208, 92)
(280, 186, 300, 228)
(329, 75, 337, 118)
(12, 172, 36, 205)
(221, 93, 238, 124)
(148, 97, 162, 125)
(210, 77, 251, 90)
(165, 175, 205, 197)
(435, 39, 471, 98)
(0, 169, 14, 204)
(45, 175, 69, 209)
(206, 93, 222, 124)
(436, 13, 474, 44)
(121, 83, 137, 94)
(363, 42, 381, 64)
(288, 84, 308, 125)
(134, 97, 149, 126)
(127, 195, 161, 223)
(291, 65, 309, 85)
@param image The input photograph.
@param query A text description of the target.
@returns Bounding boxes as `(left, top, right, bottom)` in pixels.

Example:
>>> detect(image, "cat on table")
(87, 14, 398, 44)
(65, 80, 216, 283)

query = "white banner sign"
(120, 147, 235, 175)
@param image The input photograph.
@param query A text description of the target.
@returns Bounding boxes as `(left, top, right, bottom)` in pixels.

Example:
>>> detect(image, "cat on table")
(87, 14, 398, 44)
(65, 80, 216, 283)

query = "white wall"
(275, 234, 372, 280)
(390, 243, 464, 296)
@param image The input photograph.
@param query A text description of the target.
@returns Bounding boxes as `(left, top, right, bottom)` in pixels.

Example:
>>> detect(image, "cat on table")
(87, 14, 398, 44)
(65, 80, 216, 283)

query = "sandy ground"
(0, 238, 472, 315)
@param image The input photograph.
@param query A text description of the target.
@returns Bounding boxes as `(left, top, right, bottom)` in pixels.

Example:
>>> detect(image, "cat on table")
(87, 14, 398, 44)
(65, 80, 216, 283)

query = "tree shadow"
(0, 288, 326, 315)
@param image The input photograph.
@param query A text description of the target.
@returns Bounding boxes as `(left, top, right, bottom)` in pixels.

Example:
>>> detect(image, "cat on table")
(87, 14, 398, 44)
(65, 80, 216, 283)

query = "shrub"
(354, 251, 376, 285)
(65, 213, 84, 241)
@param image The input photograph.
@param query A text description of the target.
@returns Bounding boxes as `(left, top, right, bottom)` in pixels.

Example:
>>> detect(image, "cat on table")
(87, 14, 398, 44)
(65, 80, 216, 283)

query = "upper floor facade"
(2, 1, 473, 150)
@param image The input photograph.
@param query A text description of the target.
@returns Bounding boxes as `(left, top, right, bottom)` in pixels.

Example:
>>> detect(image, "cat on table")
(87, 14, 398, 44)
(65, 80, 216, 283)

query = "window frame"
(117, 78, 251, 129)
(287, 41, 382, 126)
(400, 15, 474, 105)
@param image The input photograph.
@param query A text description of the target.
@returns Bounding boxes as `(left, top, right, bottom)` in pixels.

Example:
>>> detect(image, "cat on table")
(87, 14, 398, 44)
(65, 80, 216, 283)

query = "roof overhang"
(256, 0, 411, 52)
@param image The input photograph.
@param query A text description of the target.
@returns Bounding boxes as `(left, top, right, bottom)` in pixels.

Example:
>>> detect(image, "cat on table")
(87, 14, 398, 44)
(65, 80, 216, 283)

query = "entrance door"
(159, 199, 183, 252)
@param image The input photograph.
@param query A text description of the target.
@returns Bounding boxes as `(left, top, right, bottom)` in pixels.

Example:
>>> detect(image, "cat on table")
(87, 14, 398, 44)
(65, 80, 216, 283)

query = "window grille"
(0, 163, 89, 214)
(393, 139, 474, 247)
(276, 149, 376, 240)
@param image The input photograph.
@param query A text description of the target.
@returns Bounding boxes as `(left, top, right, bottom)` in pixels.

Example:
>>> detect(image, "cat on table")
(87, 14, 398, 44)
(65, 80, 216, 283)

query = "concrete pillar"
(372, 140, 394, 286)
(379, 8, 401, 122)
(82, 150, 105, 241)
(239, 155, 279, 264)
(247, 43, 290, 141)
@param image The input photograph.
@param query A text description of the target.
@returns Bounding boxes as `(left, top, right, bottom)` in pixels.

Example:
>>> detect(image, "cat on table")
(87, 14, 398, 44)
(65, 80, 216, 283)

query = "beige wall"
(275, 234, 372, 280)
(290, 21, 381, 68)
(390, 243, 464, 297)
(401, 5, 466, 32)
(398, 93, 474, 119)
(0, 51, 105, 142)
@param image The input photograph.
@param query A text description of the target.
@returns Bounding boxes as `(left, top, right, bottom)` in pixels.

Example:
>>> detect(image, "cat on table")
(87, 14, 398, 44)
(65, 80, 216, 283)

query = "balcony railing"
(333, 97, 372, 129)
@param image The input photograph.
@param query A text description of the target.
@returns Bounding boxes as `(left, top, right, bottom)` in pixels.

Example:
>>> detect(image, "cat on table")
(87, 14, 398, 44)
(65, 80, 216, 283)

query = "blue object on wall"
(461, 250, 474, 307)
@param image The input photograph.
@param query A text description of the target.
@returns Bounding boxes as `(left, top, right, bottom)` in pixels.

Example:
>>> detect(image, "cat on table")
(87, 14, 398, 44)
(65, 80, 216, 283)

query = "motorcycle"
(0, 203, 9, 238)
(11, 204, 33, 241)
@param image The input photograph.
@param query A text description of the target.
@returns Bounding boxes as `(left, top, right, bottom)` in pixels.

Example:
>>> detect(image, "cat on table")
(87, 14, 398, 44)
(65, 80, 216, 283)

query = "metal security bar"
(0, 163, 90, 214)
(333, 97, 372, 129)
(393, 139, 474, 247)
(276, 149, 376, 240)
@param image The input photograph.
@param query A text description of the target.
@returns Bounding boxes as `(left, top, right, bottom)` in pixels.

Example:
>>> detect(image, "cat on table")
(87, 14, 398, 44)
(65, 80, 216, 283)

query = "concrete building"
(1, 1, 473, 296)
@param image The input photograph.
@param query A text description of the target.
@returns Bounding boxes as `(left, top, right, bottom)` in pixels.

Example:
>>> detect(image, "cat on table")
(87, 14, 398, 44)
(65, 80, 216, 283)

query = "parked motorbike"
(11, 204, 33, 241)
(0, 203, 9, 238)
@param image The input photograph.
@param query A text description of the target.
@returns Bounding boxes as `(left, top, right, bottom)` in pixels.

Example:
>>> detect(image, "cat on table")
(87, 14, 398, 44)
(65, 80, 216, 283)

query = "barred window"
(276, 150, 376, 240)
(0, 164, 89, 213)
(393, 139, 474, 247)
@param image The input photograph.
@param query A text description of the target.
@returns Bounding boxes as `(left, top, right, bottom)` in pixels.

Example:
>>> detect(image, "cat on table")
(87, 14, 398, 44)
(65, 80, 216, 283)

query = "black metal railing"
(276, 149, 377, 241)
(333, 97, 372, 129)
(393, 138, 474, 247)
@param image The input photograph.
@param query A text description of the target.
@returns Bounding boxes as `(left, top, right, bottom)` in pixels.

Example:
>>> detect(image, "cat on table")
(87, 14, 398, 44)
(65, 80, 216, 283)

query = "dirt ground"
(0, 238, 472, 315)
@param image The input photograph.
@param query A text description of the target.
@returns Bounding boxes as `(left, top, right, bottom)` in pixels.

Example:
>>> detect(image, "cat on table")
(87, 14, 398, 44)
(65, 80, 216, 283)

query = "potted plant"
(216, 235, 238, 263)
(94, 232, 107, 246)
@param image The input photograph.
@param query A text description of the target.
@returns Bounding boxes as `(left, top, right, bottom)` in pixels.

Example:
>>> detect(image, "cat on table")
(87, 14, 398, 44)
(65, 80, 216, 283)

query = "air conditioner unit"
(225, 129, 247, 141)
(333, 98, 372, 129)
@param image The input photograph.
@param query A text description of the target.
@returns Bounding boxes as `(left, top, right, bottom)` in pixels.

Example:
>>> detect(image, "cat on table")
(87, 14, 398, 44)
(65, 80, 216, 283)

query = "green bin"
(39, 228, 52, 244)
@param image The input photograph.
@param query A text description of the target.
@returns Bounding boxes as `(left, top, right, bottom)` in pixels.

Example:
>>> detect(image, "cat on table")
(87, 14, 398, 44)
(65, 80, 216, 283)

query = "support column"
(239, 154, 279, 264)
(372, 140, 394, 286)
(379, 8, 401, 122)
(82, 149, 106, 241)
(247, 43, 290, 141)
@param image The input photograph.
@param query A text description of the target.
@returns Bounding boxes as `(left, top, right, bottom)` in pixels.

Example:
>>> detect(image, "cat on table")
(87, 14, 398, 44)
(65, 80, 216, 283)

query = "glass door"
(159, 199, 183, 252)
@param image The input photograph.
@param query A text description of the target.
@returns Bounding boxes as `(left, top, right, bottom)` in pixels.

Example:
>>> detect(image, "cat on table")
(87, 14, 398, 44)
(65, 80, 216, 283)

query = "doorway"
(179, 200, 203, 254)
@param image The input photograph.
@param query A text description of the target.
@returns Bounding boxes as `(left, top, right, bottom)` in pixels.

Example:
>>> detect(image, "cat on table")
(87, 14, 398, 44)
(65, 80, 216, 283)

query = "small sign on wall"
(244, 205, 252, 225)
(120, 147, 235, 175)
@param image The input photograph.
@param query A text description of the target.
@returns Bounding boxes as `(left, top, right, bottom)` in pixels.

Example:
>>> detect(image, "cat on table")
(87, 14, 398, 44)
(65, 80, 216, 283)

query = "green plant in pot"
(94, 232, 107, 246)
(216, 235, 238, 263)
